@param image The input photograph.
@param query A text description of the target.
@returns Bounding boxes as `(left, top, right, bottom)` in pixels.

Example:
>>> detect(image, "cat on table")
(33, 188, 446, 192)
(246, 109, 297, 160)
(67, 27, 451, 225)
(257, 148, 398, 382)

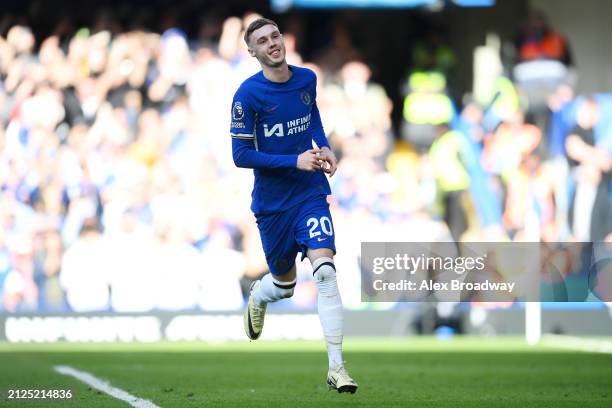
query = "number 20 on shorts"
(307, 216, 333, 238)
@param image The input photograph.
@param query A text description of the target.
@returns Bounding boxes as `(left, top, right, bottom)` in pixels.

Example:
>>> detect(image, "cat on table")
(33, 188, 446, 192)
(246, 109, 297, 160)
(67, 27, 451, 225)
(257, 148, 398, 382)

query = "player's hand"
(318, 147, 337, 177)
(297, 149, 324, 172)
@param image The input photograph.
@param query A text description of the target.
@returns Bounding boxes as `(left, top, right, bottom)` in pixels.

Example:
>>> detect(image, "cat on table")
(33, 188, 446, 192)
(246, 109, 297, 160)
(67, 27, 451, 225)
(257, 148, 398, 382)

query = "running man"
(230, 18, 358, 393)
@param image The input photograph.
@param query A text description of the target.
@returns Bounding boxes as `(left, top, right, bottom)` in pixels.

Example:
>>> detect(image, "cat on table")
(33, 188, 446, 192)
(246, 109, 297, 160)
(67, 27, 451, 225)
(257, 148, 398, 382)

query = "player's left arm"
(309, 77, 337, 176)
(311, 103, 337, 176)
(310, 101, 330, 150)
(309, 71, 330, 151)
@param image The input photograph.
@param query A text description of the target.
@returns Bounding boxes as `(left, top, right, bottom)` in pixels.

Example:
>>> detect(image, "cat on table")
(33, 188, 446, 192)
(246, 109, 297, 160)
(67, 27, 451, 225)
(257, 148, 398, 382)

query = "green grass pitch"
(0, 337, 610, 407)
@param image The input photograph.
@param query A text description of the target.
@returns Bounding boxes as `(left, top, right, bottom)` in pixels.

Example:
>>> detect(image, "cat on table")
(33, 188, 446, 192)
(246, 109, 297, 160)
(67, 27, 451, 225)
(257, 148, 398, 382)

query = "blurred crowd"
(0, 9, 610, 313)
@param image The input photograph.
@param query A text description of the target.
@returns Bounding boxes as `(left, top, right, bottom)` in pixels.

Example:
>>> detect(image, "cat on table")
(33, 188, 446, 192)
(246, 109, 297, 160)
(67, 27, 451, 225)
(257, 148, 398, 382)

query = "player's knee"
(279, 286, 295, 299)
(312, 257, 339, 296)
(312, 257, 336, 282)
(272, 277, 296, 299)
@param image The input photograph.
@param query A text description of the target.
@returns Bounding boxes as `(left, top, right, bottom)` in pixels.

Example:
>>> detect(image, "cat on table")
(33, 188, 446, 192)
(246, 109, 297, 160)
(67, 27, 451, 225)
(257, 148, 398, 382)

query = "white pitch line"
(542, 335, 612, 354)
(54, 365, 161, 408)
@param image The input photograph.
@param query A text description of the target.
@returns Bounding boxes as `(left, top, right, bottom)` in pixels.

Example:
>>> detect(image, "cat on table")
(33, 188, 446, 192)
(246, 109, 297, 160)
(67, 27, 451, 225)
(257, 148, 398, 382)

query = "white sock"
(312, 257, 344, 369)
(252, 273, 296, 305)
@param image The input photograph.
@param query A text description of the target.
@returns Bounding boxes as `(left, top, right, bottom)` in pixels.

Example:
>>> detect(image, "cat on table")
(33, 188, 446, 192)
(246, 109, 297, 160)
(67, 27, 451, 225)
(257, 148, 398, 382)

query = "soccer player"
(230, 18, 358, 394)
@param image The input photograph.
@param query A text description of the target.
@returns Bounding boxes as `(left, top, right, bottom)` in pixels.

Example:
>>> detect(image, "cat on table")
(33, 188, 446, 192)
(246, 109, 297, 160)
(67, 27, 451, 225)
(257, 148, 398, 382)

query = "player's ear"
(248, 47, 255, 57)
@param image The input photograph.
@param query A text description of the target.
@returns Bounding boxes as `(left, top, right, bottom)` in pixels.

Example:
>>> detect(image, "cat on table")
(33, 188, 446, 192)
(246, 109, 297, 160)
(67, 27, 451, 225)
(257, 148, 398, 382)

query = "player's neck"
(262, 62, 292, 83)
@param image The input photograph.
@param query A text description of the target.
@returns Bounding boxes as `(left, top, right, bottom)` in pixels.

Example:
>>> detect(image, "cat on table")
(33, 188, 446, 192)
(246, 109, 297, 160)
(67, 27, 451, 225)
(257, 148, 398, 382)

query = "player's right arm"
(230, 89, 323, 171)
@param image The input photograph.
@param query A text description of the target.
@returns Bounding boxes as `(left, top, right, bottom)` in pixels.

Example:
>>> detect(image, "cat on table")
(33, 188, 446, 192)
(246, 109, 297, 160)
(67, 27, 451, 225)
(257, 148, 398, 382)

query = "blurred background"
(0, 0, 611, 342)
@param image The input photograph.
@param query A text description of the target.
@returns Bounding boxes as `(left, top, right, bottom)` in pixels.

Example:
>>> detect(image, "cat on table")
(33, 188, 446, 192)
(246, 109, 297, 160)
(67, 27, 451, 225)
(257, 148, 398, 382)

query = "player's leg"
(308, 248, 343, 367)
(296, 198, 357, 393)
(307, 248, 357, 394)
(245, 264, 296, 340)
(244, 210, 299, 340)
(251, 264, 296, 305)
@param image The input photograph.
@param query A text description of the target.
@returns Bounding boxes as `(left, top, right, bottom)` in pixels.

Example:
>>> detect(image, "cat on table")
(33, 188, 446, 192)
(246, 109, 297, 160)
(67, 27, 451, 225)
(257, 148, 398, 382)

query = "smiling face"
(247, 24, 286, 68)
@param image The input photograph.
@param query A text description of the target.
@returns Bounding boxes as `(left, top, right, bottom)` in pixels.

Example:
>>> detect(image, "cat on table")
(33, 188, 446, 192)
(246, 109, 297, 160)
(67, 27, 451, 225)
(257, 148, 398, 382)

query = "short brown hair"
(244, 18, 279, 46)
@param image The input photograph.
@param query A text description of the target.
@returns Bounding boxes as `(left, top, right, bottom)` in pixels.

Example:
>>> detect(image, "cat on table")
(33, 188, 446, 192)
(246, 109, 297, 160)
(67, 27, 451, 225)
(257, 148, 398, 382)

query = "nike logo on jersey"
(264, 104, 279, 112)
(317, 237, 327, 242)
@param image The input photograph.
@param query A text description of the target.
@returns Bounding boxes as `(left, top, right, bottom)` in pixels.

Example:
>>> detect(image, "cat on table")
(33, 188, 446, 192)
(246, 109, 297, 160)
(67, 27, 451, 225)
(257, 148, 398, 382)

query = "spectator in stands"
(453, 102, 503, 231)
(428, 125, 472, 241)
(313, 24, 362, 75)
(566, 97, 612, 242)
(60, 219, 109, 312)
(513, 10, 575, 129)
(33, 228, 66, 311)
(482, 110, 547, 238)
(515, 10, 572, 67)
(400, 71, 454, 153)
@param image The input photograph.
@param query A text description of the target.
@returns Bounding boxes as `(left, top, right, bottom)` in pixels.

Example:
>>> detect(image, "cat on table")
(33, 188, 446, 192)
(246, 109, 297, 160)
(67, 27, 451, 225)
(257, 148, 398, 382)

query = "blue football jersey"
(230, 65, 331, 215)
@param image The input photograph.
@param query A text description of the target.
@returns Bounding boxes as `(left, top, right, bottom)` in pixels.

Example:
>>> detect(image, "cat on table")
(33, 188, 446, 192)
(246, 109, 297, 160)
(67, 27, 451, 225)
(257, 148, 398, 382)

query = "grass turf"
(0, 337, 610, 407)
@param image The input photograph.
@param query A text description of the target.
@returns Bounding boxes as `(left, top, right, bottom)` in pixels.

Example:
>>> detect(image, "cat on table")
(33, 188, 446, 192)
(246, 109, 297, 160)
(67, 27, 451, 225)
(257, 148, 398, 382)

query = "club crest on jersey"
(232, 101, 244, 120)
(300, 91, 311, 105)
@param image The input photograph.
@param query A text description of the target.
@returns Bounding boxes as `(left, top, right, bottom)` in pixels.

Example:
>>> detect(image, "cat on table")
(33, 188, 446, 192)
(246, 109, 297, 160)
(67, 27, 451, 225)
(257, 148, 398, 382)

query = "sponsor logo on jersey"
(286, 113, 311, 135)
(263, 123, 284, 137)
(232, 101, 244, 120)
(263, 113, 313, 137)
